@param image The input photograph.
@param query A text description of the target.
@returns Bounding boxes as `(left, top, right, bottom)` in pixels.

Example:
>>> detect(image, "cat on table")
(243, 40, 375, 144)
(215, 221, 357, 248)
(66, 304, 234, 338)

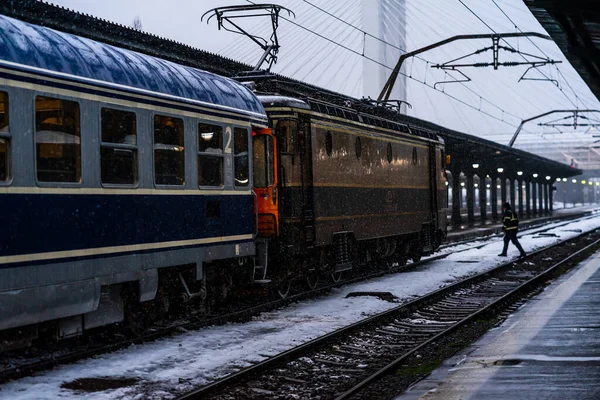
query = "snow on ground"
(2, 211, 600, 400)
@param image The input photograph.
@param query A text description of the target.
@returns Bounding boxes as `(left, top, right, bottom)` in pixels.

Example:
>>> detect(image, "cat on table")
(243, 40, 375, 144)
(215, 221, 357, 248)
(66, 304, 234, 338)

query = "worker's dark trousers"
(501, 229, 526, 256)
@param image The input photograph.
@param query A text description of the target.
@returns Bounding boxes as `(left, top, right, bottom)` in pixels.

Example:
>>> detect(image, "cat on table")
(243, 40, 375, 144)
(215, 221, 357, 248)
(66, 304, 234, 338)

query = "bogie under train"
(0, 15, 446, 350)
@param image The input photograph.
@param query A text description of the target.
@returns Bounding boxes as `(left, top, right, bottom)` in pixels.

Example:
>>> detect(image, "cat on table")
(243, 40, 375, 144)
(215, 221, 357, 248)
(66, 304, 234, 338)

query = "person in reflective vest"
(498, 202, 527, 258)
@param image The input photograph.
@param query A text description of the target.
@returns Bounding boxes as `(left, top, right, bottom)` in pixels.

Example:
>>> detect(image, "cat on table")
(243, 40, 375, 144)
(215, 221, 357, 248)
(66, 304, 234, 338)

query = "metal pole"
(379, 32, 553, 103)
(509, 109, 600, 147)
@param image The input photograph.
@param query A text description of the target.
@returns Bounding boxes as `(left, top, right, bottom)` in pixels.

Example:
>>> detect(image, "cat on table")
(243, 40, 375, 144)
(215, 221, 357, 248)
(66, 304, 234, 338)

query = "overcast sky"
(47, 0, 600, 165)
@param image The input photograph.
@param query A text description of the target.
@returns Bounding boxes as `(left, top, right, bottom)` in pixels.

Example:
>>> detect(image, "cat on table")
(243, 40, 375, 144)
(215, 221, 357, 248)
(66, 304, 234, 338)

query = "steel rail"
(1, 211, 594, 384)
(175, 225, 600, 400)
(0, 222, 490, 383)
(335, 233, 600, 399)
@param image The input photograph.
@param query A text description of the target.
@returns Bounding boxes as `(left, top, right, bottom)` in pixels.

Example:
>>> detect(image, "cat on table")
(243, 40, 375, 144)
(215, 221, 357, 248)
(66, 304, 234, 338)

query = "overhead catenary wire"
(491, 0, 588, 111)
(457, 0, 581, 111)
(213, 0, 598, 148)
(405, 4, 526, 118)
(404, 2, 533, 133)
(237, 0, 522, 130)
(487, 0, 600, 152)
(302, 0, 524, 124)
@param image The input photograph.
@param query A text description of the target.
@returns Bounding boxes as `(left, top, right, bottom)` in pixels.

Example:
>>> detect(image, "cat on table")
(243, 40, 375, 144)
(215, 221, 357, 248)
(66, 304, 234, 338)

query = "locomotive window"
(100, 108, 137, 185)
(253, 134, 274, 188)
(325, 131, 332, 156)
(386, 143, 392, 163)
(35, 96, 81, 183)
(412, 147, 418, 166)
(0, 92, 9, 182)
(276, 120, 296, 154)
(198, 123, 223, 187)
(355, 136, 362, 160)
(154, 115, 184, 186)
(233, 127, 249, 187)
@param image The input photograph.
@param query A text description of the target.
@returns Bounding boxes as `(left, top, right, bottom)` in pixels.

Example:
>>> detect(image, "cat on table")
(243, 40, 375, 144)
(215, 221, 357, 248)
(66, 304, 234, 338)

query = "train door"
(274, 117, 315, 251)
(428, 144, 439, 247)
(298, 117, 315, 246)
(253, 127, 279, 237)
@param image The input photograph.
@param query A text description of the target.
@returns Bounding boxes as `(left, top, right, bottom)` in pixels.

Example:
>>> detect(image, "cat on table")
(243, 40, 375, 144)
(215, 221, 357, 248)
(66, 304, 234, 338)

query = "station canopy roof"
(524, 0, 600, 102)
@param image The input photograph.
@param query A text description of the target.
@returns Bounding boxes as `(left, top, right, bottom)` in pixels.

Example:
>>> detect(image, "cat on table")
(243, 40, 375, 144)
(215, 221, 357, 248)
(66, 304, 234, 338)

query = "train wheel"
(306, 270, 320, 290)
(410, 241, 423, 263)
(277, 279, 292, 299)
(397, 256, 408, 267)
(331, 271, 343, 283)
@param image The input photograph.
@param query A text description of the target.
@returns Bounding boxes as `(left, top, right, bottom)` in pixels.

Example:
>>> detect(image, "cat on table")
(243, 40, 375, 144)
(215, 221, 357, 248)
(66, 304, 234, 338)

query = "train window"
(412, 147, 418, 166)
(153, 115, 184, 186)
(233, 127, 249, 187)
(35, 96, 81, 183)
(100, 108, 137, 185)
(276, 120, 295, 154)
(386, 143, 392, 163)
(355, 136, 362, 160)
(253, 134, 274, 188)
(198, 123, 223, 187)
(325, 131, 332, 156)
(0, 92, 9, 182)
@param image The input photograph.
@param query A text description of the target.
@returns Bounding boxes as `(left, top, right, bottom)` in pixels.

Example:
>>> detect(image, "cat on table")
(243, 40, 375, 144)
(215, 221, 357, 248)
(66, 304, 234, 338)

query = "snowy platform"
(396, 250, 600, 400)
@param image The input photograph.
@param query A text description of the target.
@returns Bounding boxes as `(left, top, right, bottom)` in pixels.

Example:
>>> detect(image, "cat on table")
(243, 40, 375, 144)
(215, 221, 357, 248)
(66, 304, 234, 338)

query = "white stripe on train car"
(0, 234, 254, 265)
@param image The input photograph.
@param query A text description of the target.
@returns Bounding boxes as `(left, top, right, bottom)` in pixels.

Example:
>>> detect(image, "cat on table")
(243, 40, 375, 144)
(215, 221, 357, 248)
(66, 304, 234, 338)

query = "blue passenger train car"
(0, 15, 268, 343)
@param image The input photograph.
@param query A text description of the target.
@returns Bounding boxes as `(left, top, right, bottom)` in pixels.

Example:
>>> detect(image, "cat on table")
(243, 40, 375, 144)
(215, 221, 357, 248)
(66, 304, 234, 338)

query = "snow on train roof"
(0, 15, 265, 117)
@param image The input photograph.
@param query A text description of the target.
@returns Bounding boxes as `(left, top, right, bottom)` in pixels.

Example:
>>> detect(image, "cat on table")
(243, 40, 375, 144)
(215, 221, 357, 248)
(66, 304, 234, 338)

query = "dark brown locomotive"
(254, 95, 447, 290)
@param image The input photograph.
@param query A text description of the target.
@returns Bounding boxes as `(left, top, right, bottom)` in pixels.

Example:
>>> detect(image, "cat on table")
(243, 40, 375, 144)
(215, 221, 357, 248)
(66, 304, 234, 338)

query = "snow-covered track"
(174, 228, 600, 400)
(1, 211, 595, 385)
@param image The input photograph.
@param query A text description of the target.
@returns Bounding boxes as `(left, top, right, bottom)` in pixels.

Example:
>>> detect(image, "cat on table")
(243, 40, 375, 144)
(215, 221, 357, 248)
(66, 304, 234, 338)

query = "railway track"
(0, 212, 595, 385)
(174, 227, 600, 400)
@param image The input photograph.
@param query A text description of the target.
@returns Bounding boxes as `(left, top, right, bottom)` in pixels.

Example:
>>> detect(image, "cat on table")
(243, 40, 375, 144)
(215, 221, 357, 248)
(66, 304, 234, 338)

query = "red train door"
(253, 127, 279, 237)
